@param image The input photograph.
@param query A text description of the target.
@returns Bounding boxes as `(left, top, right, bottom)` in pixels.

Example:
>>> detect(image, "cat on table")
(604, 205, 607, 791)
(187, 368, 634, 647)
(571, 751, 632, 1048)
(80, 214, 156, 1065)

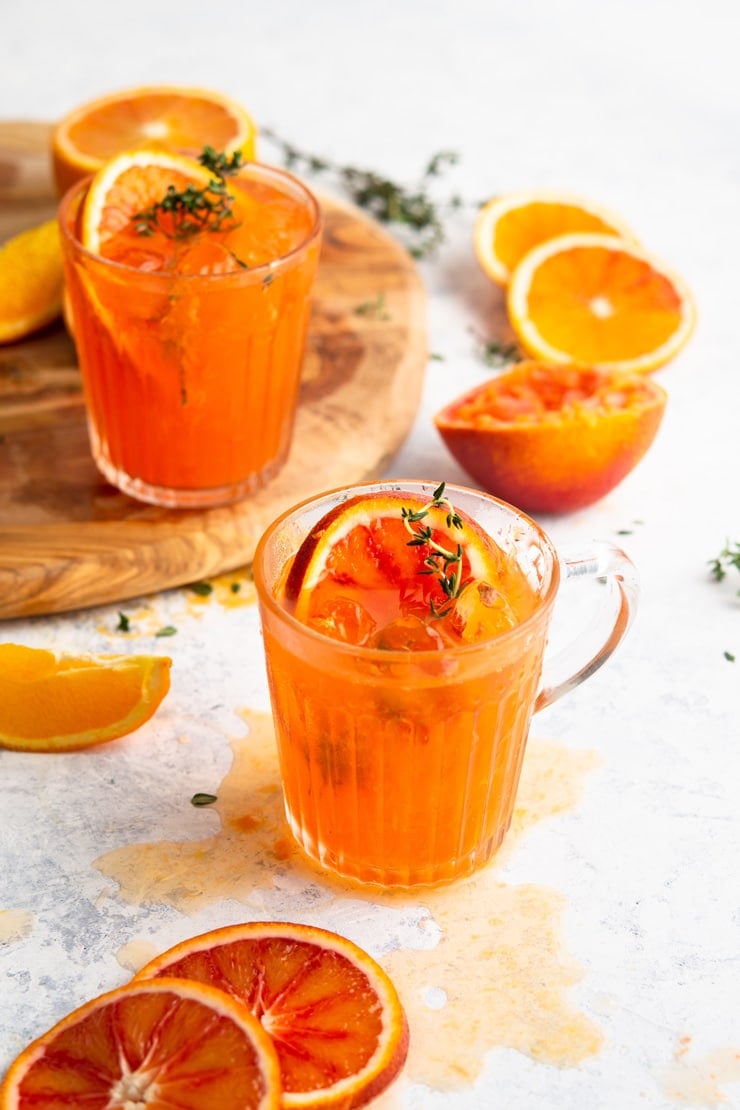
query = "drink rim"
(253, 478, 562, 660)
(57, 159, 323, 283)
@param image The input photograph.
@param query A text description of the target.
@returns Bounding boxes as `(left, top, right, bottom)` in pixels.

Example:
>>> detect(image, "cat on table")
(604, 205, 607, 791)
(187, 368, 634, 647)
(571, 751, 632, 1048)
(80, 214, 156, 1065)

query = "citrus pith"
(134, 921, 409, 1109)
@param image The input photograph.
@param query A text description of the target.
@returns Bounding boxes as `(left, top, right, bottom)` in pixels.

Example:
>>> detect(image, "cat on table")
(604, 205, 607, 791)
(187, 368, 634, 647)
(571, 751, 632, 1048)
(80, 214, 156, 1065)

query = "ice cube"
(370, 614, 447, 652)
(449, 580, 518, 643)
(307, 596, 377, 645)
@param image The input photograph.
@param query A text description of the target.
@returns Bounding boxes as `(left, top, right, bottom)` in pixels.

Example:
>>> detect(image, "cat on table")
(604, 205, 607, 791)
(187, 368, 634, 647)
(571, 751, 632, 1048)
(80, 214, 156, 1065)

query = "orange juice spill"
(60, 168, 321, 503)
(258, 489, 552, 887)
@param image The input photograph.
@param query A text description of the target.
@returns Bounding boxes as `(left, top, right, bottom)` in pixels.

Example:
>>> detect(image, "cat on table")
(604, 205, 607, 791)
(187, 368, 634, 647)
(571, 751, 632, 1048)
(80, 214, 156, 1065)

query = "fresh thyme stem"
(261, 128, 462, 258)
(401, 482, 465, 616)
(708, 540, 740, 592)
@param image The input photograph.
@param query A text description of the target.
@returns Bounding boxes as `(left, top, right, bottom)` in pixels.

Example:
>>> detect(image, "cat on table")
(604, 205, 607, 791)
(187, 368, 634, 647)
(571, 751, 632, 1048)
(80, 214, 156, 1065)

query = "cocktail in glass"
(254, 480, 638, 888)
(59, 161, 322, 508)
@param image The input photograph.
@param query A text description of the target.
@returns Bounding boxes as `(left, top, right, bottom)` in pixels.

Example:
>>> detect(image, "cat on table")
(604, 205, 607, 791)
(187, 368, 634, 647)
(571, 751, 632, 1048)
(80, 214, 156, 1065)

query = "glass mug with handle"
(254, 480, 638, 888)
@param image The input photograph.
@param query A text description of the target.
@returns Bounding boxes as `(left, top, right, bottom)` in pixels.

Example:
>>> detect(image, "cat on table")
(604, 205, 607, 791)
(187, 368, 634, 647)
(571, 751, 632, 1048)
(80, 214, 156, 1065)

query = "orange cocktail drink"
(255, 480, 639, 888)
(59, 153, 322, 508)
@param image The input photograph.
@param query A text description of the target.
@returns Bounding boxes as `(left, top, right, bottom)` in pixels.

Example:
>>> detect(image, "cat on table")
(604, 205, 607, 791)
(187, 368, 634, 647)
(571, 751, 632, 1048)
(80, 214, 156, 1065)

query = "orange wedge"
(435, 361, 668, 513)
(0, 977, 282, 1110)
(51, 84, 258, 196)
(0, 220, 64, 345)
(474, 189, 636, 285)
(0, 643, 171, 752)
(282, 487, 517, 646)
(134, 921, 409, 1109)
(507, 232, 696, 373)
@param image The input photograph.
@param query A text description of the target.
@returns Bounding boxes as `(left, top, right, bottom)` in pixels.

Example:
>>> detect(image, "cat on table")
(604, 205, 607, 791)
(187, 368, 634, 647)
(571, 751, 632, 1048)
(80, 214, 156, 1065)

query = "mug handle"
(535, 542, 640, 712)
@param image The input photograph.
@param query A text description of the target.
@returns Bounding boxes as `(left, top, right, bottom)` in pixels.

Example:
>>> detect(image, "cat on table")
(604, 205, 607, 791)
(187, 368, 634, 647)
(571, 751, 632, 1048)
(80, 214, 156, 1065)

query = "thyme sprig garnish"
(402, 482, 465, 617)
(134, 146, 244, 240)
(708, 540, 740, 594)
(261, 128, 461, 258)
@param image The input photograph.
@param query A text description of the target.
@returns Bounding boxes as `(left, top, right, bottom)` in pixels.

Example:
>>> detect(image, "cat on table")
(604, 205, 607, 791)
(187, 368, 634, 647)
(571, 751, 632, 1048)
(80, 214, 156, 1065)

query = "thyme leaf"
(189, 582, 213, 597)
(470, 329, 523, 368)
(708, 540, 740, 594)
(191, 792, 218, 806)
(355, 294, 390, 320)
(401, 482, 465, 618)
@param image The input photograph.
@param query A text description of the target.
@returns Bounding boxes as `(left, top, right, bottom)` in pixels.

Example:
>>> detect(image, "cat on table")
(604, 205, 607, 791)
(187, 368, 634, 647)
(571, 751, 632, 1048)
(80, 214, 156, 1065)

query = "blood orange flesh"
(281, 489, 537, 648)
(0, 977, 281, 1109)
(134, 921, 409, 1109)
(435, 361, 667, 513)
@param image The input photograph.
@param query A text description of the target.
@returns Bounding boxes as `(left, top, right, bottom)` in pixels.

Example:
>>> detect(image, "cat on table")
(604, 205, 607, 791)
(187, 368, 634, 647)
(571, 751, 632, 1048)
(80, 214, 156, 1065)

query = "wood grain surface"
(0, 122, 428, 619)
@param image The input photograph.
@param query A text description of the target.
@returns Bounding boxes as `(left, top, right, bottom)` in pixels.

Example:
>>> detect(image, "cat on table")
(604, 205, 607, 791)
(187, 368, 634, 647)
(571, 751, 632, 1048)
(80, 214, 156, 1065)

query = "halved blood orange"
(281, 488, 517, 646)
(52, 84, 258, 196)
(0, 643, 172, 752)
(0, 977, 282, 1109)
(134, 921, 409, 1109)
(507, 232, 696, 373)
(474, 188, 636, 285)
(434, 360, 668, 514)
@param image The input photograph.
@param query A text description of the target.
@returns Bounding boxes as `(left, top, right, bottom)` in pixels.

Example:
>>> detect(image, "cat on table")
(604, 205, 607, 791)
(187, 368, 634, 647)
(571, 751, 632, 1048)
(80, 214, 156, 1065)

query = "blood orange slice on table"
(0, 977, 282, 1110)
(506, 232, 696, 373)
(282, 485, 523, 648)
(434, 360, 668, 514)
(51, 84, 258, 196)
(0, 643, 171, 752)
(474, 188, 636, 286)
(134, 921, 409, 1109)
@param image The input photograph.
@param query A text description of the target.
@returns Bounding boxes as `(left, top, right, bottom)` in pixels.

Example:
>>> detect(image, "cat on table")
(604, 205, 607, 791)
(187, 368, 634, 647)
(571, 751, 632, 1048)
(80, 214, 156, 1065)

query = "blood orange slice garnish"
(281, 485, 522, 648)
(134, 921, 409, 1109)
(0, 977, 282, 1110)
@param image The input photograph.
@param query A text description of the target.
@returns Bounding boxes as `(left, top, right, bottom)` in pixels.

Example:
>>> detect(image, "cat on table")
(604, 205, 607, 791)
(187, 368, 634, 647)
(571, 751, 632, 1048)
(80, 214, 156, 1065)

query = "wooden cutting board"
(0, 122, 428, 620)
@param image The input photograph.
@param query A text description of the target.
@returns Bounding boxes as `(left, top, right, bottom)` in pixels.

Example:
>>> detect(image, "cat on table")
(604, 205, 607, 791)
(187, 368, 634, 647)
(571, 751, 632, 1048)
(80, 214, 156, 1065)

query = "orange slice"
(0, 643, 172, 752)
(80, 147, 214, 260)
(52, 84, 258, 196)
(282, 488, 516, 646)
(0, 977, 281, 1109)
(0, 220, 64, 345)
(435, 361, 668, 513)
(134, 921, 409, 1109)
(507, 232, 696, 373)
(474, 189, 636, 285)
